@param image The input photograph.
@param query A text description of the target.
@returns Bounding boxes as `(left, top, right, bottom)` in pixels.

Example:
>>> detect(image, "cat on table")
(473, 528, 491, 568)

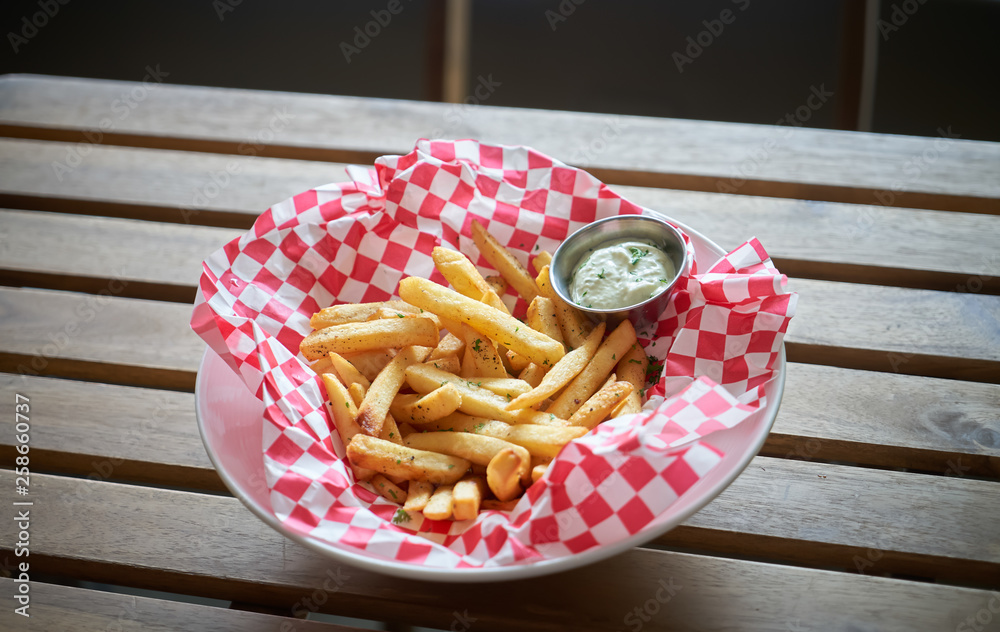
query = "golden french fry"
(484, 275, 508, 296)
(309, 356, 335, 375)
(329, 352, 371, 390)
(505, 349, 530, 373)
(346, 434, 469, 484)
(403, 479, 434, 511)
(526, 296, 564, 345)
(341, 349, 395, 382)
(531, 463, 548, 483)
(452, 475, 488, 521)
(471, 219, 540, 303)
(371, 474, 408, 504)
(428, 332, 465, 361)
(613, 343, 648, 417)
(569, 381, 635, 429)
(548, 319, 637, 419)
(460, 324, 508, 378)
(403, 431, 531, 485)
(397, 422, 417, 437)
(348, 382, 365, 407)
(398, 277, 564, 367)
(460, 345, 476, 378)
(321, 373, 374, 481)
(476, 378, 532, 399)
(536, 265, 590, 348)
(425, 354, 461, 375)
(532, 250, 553, 276)
(393, 383, 462, 424)
(301, 318, 438, 361)
(380, 413, 403, 444)
(487, 448, 524, 502)
(406, 363, 569, 426)
(507, 322, 605, 411)
(356, 346, 429, 436)
(423, 484, 455, 520)
(311, 300, 439, 329)
(518, 363, 546, 388)
(432, 246, 509, 313)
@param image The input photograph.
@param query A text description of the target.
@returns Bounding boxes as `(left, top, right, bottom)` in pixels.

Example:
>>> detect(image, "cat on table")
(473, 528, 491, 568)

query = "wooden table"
(0, 74, 998, 631)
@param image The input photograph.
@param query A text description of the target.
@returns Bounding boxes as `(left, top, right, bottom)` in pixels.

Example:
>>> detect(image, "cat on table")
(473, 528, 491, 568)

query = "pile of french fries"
(300, 220, 650, 522)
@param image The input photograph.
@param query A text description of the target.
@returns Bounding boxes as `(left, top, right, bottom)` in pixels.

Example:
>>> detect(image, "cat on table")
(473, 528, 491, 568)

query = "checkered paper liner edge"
(190, 139, 797, 569)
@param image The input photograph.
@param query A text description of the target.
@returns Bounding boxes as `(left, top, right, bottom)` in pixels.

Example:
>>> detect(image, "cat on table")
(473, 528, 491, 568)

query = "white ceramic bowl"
(195, 215, 786, 582)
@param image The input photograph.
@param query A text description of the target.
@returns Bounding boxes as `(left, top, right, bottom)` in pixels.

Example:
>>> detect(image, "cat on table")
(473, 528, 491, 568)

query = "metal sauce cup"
(549, 214, 688, 331)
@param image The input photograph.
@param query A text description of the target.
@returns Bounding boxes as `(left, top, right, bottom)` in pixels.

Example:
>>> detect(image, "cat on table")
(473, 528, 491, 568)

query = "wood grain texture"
(767, 363, 1000, 476)
(0, 579, 371, 632)
(0, 138, 344, 228)
(0, 287, 203, 390)
(0, 373, 221, 489)
(1, 472, 997, 632)
(1, 74, 999, 214)
(786, 278, 1000, 382)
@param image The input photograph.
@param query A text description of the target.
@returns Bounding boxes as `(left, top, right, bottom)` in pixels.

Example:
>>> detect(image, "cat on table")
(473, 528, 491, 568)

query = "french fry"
(547, 319, 637, 419)
(484, 275, 507, 296)
(425, 354, 461, 375)
(342, 349, 395, 382)
(487, 448, 524, 502)
(531, 462, 549, 483)
(423, 484, 455, 520)
(526, 296, 564, 346)
(300, 318, 438, 361)
(346, 434, 469, 484)
(460, 324, 508, 378)
(535, 265, 590, 348)
(432, 247, 509, 313)
(507, 322, 605, 411)
(505, 349, 530, 373)
(380, 414, 403, 444)
(392, 384, 462, 424)
(476, 378, 532, 399)
(532, 250, 553, 276)
(356, 346, 429, 436)
(471, 219, 540, 303)
(321, 374, 374, 481)
(418, 413, 587, 458)
(403, 431, 531, 485)
(518, 363, 546, 388)
(398, 277, 564, 367)
(568, 380, 634, 429)
(329, 352, 371, 390)
(452, 475, 488, 521)
(406, 363, 569, 426)
(371, 474, 408, 504)
(613, 343, 648, 417)
(309, 356, 335, 375)
(311, 300, 440, 329)
(481, 498, 519, 512)
(348, 382, 365, 407)
(460, 346, 476, 379)
(403, 479, 434, 512)
(428, 332, 465, 361)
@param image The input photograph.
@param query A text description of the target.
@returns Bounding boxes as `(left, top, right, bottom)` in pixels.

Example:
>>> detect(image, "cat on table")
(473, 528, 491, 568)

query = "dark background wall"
(2, 0, 997, 141)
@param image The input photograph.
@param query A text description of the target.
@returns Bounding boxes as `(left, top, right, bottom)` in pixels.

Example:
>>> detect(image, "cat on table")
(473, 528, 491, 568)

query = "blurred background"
(1, 0, 998, 140)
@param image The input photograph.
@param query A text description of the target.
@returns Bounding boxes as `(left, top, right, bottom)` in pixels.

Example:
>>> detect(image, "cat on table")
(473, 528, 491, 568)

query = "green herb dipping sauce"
(569, 240, 676, 309)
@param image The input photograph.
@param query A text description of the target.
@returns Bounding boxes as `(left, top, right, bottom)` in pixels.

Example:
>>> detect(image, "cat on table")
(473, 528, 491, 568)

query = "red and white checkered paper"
(191, 139, 796, 569)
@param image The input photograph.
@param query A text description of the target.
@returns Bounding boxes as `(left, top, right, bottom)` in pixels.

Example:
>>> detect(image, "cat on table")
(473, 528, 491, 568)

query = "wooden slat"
(0, 138, 342, 228)
(1, 376, 996, 581)
(0, 287, 203, 390)
(0, 579, 370, 632)
(786, 278, 1000, 382)
(0, 374, 220, 490)
(1, 472, 996, 632)
(0, 209, 241, 303)
(2, 74, 999, 214)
